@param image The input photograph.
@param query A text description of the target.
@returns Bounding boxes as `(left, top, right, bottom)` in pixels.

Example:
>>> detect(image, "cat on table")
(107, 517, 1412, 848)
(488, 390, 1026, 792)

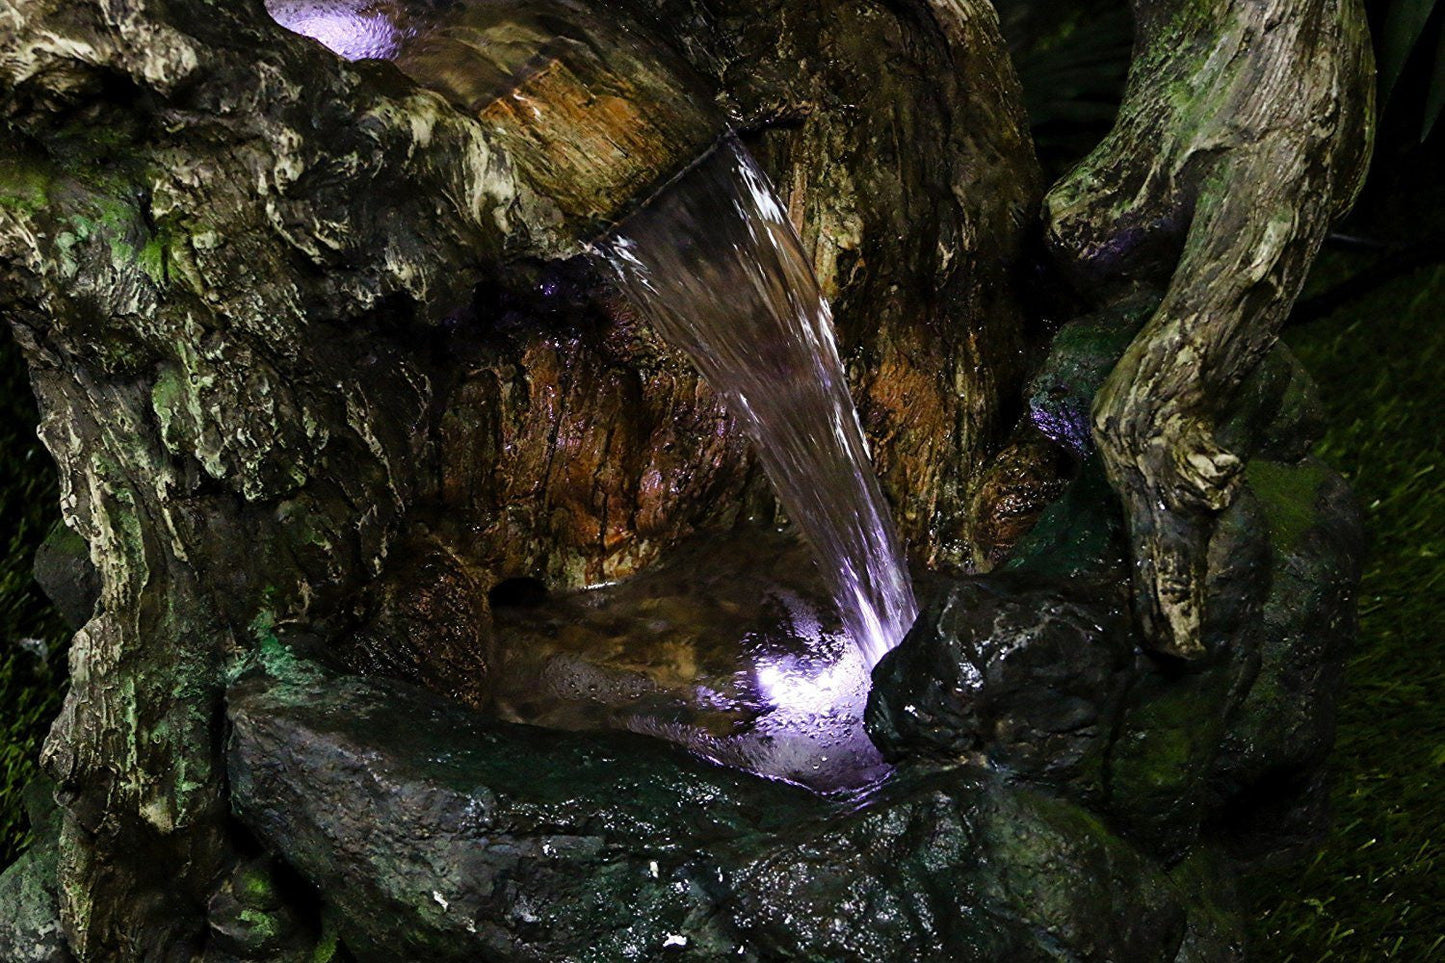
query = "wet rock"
(228, 664, 800, 962)
(968, 425, 1074, 570)
(1004, 455, 1131, 581)
(1216, 349, 1326, 464)
(32, 522, 98, 631)
(873, 429, 1363, 868)
(1164, 847, 1247, 962)
(1026, 292, 1157, 457)
(227, 660, 1236, 962)
(1210, 457, 1364, 862)
(865, 576, 1134, 799)
(725, 771, 1199, 962)
(0, 781, 71, 963)
(1028, 292, 1324, 470)
(1099, 485, 1272, 858)
(336, 532, 497, 713)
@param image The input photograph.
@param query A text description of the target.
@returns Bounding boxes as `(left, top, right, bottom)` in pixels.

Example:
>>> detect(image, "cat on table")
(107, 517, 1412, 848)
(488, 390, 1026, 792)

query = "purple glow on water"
(265, 2, 404, 61)
(755, 652, 867, 721)
(691, 590, 888, 789)
(757, 660, 848, 716)
(595, 138, 919, 672)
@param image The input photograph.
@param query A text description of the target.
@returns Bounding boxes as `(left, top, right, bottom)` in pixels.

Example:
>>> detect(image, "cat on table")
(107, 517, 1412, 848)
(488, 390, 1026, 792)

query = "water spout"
(593, 138, 919, 668)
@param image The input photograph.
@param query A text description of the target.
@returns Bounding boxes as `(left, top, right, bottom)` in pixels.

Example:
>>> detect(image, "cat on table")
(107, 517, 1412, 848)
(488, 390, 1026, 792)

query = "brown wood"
(1045, 0, 1374, 657)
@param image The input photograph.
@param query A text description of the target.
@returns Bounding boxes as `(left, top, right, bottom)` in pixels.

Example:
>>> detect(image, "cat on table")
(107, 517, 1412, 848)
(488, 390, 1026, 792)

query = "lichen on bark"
(0, 0, 1376, 956)
(0, 0, 1045, 955)
(1044, 0, 1374, 657)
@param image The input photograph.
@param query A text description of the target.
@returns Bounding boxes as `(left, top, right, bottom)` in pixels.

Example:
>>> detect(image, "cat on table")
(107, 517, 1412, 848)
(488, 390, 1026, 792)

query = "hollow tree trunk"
(0, 0, 1041, 956)
(0, 0, 1375, 952)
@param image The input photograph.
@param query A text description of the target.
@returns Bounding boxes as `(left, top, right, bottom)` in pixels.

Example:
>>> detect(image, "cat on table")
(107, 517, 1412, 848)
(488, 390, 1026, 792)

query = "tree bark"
(1044, 0, 1374, 657)
(0, 0, 1040, 955)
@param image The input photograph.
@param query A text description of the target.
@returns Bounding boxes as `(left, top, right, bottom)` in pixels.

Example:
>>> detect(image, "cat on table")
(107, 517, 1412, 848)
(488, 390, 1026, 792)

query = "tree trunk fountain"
(0, 0, 1371, 959)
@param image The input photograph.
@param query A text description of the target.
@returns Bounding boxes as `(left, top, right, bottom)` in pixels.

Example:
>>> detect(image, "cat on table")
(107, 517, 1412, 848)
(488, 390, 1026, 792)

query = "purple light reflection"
(703, 591, 889, 790)
(754, 653, 867, 722)
(265, 2, 404, 61)
(741, 641, 887, 790)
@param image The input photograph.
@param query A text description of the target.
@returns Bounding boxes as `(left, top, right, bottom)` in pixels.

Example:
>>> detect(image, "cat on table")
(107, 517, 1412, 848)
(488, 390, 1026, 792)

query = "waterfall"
(593, 136, 919, 669)
(269, 3, 919, 784)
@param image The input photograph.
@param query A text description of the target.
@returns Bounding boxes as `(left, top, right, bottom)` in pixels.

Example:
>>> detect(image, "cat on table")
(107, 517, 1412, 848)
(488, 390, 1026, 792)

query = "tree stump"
(0, 0, 1372, 958)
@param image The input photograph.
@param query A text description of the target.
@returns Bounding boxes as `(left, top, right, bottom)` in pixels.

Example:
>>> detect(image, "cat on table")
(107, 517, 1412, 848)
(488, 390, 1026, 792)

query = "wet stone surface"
(865, 573, 1135, 800)
(227, 661, 1237, 962)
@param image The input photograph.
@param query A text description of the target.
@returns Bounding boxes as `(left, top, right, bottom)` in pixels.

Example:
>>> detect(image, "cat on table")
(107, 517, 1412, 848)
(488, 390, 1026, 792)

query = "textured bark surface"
(1043, 0, 1375, 657)
(0, 0, 1377, 956)
(0, 0, 1040, 956)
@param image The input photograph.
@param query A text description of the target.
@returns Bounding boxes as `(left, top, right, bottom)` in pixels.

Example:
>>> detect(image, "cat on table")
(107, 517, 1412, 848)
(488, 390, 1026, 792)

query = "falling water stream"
(593, 137, 919, 670)
(268, 4, 921, 788)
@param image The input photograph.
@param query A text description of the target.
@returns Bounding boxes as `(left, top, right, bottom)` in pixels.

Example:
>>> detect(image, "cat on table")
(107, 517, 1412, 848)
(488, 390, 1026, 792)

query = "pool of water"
(491, 527, 895, 792)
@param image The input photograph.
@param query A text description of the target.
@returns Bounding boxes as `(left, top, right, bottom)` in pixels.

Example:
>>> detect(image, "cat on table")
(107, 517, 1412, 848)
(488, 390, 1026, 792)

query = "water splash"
(490, 530, 891, 790)
(593, 137, 918, 668)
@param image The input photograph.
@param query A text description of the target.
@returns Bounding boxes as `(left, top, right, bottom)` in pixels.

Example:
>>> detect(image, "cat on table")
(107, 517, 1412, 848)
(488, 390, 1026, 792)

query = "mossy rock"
(0, 780, 69, 963)
(1026, 290, 1159, 457)
(228, 655, 1240, 962)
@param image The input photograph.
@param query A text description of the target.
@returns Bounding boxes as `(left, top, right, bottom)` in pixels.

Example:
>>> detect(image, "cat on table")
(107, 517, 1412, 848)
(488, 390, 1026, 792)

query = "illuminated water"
(265, 1, 410, 60)
(594, 137, 918, 669)
(268, 7, 920, 787)
(491, 529, 891, 791)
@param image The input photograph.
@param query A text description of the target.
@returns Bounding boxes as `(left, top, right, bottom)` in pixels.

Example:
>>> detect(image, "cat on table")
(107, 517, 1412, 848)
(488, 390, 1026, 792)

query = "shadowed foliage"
(0, 332, 66, 869)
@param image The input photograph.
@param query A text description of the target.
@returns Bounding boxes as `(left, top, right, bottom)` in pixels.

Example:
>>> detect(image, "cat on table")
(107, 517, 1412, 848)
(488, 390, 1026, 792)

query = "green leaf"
(1425, 18, 1445, 140)
(1381, 0, 1439, 103)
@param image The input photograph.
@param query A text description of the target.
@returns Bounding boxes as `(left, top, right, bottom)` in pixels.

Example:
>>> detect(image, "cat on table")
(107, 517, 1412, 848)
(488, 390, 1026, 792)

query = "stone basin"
(227, 658, 1230, 962)
(489, 527, 892, 791)
(217, 344, 1363, 959)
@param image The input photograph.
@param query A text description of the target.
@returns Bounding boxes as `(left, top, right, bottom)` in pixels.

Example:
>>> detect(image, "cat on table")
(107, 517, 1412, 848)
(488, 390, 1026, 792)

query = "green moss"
(312, 916, 341, 963)
(4, 139, 168, 290)
(231, 599, 326, 689)
(1168, 846, 1246, 960)
(983, 786, 1184, 952)
(1245, 458, 1329, 555)
(1028, 293, 1156, 412)
(226, 860, 284, 910)
(1006, 456, 1127, 578)
(65, 190, 166, 283)
(1109, 680, 1222, 798)
(136, 233, 170, 285)
(0, 159, 50, 214)
(238, 907, 282, 939)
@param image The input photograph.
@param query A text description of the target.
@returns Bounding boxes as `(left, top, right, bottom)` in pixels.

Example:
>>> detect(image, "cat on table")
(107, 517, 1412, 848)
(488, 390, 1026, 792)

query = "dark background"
(1, 1, 1441, 957)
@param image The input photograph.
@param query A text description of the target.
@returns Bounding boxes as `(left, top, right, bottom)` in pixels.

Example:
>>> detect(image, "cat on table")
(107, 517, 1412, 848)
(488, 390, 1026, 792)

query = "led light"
(266, 3, 403, 61)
